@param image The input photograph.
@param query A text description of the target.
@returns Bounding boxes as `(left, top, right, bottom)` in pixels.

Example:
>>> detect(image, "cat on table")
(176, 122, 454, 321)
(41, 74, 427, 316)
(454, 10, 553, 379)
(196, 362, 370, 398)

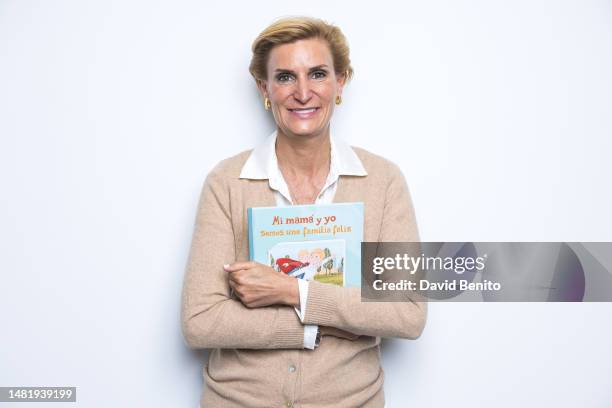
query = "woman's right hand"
(320, 326, 360, 341)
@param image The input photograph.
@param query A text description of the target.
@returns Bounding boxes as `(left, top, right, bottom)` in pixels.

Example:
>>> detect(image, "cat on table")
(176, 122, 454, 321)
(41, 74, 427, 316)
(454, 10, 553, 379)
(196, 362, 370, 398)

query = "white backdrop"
(1, 0, 611, 407)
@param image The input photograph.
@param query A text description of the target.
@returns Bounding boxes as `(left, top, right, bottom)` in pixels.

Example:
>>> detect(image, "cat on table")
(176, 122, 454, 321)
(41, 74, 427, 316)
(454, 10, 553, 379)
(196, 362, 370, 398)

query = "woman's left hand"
(224, 261, 299, 308)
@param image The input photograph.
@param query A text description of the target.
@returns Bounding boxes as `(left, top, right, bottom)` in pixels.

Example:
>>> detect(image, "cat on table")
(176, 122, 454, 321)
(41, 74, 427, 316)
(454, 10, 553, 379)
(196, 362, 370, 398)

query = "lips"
(288, 107, 320, 119)
(289, 107, 318, 113)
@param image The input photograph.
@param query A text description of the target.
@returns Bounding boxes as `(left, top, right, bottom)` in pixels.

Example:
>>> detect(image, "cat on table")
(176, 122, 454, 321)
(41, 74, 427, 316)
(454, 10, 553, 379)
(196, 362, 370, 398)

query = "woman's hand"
(224, 261, 299, 308)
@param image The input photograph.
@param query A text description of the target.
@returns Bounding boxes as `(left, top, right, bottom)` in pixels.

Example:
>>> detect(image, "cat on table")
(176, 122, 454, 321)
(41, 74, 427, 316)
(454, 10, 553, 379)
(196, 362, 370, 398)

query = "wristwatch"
(314, 327, 322, 348)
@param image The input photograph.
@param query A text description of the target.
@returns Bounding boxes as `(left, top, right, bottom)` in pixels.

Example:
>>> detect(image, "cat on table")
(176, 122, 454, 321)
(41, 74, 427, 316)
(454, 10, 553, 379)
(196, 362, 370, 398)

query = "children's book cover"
(247, 202, 364, 288)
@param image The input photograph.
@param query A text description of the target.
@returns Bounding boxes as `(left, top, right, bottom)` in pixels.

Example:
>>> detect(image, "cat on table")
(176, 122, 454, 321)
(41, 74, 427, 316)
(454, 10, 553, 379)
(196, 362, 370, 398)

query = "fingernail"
(223, 264, 230, 269)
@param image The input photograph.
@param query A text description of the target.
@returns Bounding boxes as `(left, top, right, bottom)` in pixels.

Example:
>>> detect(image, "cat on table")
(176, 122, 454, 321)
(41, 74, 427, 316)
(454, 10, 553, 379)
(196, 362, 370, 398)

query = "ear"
(256, 79, 269, 99)
(336, 71, 347, 97)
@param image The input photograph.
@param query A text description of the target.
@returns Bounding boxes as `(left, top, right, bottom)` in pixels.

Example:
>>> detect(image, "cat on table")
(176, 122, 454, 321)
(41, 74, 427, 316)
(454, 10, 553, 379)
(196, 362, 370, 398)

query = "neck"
(275, 127, 331, 179)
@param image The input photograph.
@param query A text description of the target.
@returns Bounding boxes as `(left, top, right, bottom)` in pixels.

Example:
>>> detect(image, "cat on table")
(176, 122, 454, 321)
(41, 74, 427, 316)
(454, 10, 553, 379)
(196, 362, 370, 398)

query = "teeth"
(291, 108, 316, 113)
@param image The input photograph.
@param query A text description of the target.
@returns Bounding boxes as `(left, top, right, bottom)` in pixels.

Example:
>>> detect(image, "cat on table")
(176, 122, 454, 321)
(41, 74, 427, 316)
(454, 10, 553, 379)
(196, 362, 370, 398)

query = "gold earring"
(264, 97, 271, 110)
(335, 95, 342, 105)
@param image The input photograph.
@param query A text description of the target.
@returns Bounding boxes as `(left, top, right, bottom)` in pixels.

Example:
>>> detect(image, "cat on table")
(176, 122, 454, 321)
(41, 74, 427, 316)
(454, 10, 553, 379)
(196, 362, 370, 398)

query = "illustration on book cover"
(270, 239, 345, 286)
(248, 202, 363, 288)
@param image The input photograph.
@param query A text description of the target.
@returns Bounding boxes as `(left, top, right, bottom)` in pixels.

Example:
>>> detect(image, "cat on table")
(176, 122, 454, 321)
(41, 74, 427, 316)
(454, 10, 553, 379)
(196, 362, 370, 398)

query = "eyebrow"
(273, 64, 330, 74)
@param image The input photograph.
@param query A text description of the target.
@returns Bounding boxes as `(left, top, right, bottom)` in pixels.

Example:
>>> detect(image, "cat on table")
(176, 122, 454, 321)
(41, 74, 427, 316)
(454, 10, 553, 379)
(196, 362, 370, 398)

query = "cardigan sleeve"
(302, 163, 427, 339)
(180, 167, 306, 349)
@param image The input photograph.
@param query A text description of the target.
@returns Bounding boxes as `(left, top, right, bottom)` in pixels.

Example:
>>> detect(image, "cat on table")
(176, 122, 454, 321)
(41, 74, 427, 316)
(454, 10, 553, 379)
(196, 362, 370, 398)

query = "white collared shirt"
(239, 129, 367, 349)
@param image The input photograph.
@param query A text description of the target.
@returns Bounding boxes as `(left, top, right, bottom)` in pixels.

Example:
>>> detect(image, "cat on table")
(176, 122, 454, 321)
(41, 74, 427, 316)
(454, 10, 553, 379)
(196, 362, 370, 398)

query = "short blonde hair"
(249, 16, 354, 85)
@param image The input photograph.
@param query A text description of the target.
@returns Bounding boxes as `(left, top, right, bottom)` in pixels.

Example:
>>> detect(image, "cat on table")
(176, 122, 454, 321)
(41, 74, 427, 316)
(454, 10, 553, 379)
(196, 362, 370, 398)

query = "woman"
(181, 16, 426, 408)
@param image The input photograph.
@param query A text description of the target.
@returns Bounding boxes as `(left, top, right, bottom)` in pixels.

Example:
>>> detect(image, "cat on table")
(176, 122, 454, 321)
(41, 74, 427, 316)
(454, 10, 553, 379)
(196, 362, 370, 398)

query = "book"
(247, 202, 364, 288)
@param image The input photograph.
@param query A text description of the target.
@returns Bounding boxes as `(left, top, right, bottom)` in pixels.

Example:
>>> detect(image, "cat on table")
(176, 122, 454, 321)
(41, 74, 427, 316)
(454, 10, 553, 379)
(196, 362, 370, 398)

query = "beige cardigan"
(181, 146, 427, 408)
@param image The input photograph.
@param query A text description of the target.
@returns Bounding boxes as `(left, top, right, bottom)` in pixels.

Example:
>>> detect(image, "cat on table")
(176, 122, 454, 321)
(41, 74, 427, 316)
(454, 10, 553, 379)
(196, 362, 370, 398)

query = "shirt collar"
(239, 129, 368, 181)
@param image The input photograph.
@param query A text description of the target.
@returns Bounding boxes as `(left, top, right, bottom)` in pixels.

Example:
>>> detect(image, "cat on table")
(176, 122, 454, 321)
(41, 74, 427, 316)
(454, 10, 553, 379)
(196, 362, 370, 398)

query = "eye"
(276, 73, 294, 83)
(312, 70, 327, 80)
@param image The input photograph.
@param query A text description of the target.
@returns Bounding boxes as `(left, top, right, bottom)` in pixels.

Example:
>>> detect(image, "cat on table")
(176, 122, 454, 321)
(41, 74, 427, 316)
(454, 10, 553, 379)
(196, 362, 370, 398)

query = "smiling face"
(258, 37, 345, 140)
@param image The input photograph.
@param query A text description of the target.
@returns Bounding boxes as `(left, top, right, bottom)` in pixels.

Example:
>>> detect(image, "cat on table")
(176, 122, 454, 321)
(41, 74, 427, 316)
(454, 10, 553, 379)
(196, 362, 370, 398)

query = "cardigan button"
(288, 364, 296, 373)
(285, 402, 294, 408)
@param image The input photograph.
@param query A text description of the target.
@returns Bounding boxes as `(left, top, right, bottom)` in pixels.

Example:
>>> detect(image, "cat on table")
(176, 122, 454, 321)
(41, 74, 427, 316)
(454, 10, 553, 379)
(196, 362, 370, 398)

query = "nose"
(293, 76, 312, 104)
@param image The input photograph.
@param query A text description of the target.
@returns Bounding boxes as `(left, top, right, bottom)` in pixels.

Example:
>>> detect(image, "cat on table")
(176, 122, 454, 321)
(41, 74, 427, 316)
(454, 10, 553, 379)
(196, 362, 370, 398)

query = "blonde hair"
(249, 16, 354, 85)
